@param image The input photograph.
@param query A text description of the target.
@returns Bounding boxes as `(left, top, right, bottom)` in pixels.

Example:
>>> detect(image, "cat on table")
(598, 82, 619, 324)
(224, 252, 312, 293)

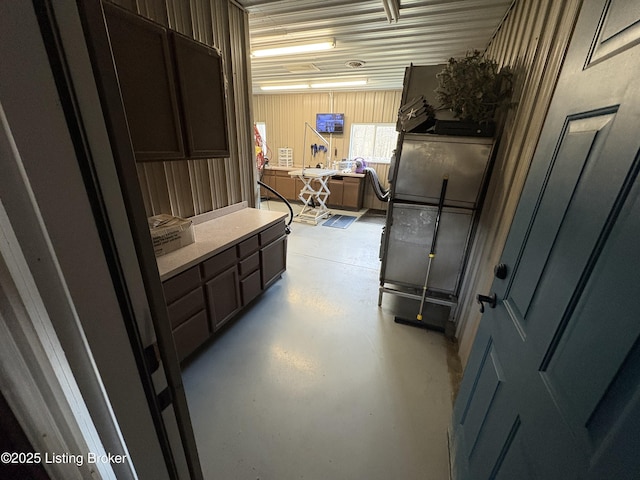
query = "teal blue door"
(451, 1, 640, 478)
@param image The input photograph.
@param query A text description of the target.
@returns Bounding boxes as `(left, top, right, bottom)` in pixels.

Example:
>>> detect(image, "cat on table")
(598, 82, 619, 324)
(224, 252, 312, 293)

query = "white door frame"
(0, 102, 126, 480)
(0, 1, 176, 478)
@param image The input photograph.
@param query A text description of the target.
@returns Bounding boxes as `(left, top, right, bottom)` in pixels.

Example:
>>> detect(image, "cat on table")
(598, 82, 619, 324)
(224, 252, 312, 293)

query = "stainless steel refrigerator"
(379, 133, 495, 335)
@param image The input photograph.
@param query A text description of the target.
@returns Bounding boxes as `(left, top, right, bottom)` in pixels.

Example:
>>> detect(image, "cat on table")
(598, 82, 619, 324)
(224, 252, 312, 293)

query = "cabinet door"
(342, 177, 363, 209)
(172, 310, 209, 362)
(238, 252, 260, 277)
(327, 178, 344, 207)
(103, 3, 185, 160)
(171, 33, 229, 158)
(162, 265, 201, 304)
(260, 236, 287, 289)
(205, 266, 240, 331)
(240, 270, 262, 306)
(166, 287, 205, 329)
(201, 246, 236, 280)
(259, 221, 286, 246)
(275, 175, 296, 201)
(237, 235, 259, 259)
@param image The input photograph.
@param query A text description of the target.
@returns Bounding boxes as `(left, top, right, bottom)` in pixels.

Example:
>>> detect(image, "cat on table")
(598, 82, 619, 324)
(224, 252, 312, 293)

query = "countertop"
(264, 165, 365, 178)
(156, 207, 287, 281)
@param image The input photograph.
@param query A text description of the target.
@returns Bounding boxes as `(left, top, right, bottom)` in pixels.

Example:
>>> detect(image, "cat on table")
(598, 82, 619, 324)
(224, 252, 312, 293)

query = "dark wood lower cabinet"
(172, 310, 209, 362)
(161, 219, 287, 361)
(238, 241, 262, 305)
(166, 287, 205, 329)
(163, 265, 208, 361)
(205, 265, 241, 332)
(261, 236, 287, 289)
(327, 179, 344, 207)
(341, 177, 364, 209)
(328, 176, 364, 209)
(275, 174, 297, 200)
(240, 269, 262, 305)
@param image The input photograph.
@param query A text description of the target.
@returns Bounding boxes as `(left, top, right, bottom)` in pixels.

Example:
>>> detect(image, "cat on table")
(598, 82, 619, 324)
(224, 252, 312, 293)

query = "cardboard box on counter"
(148, 214, 195, 257)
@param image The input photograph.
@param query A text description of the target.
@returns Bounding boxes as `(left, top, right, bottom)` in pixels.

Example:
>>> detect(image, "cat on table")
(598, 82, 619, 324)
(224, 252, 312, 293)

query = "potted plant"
(435, 50, 513, 136)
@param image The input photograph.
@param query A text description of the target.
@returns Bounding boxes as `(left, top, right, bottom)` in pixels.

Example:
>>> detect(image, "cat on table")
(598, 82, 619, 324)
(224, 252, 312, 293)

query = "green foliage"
(436, 50, 513, 124)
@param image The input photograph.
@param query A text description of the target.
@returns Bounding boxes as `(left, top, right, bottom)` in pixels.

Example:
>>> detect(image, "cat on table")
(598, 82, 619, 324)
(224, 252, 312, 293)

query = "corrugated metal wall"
(253, 90, 402, 209)
(455, 0, 583, 367)
(108, 0, 255, 217)
(103, 1, 589, 365)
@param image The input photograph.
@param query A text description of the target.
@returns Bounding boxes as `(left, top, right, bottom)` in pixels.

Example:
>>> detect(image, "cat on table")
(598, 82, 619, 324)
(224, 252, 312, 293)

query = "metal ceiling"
(236, 0, 514, 94)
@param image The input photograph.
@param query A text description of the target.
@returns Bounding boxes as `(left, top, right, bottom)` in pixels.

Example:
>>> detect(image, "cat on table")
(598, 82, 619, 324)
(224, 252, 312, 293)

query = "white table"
(288, 168, 339, 224)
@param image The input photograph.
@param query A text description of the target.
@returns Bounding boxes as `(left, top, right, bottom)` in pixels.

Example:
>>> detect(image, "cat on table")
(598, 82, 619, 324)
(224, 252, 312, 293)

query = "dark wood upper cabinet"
(171, 33, 230, 159)
(103, 2, 185, 160)
(103, 3, 229, 161)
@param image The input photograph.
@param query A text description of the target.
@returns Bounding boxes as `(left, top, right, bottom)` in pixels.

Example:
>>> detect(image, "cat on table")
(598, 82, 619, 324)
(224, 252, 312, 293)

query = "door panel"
(459, 340, 504, 451)
(506, 110, 616, 323)
(492, 420, 538, 480)
(469, 412, 520, 480)
(452, 1, 640, 478)
(541, 174, 640, 450)
(463, 349, 517, 480)
(587, 0, 640, 65)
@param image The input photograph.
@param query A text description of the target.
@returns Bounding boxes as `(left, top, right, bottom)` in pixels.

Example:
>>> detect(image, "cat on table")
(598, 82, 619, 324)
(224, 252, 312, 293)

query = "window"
(348, 123, 398, 163)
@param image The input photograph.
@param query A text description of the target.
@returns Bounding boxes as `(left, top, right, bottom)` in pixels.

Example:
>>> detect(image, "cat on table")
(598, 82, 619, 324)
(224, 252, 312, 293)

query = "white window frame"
(348, 123, 398, 164)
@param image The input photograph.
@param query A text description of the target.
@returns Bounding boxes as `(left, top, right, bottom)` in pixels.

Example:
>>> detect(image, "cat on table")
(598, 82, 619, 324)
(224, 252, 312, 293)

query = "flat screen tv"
(316, 113, 344, 134)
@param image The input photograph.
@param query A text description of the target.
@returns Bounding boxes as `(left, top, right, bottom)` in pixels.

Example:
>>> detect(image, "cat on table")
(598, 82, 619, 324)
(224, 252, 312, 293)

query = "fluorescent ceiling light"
(310, 80, 368, 89)
(252, 39, 335, 58)
(260, 79, 368, 91)
(382, 0, 400, 22)
(260, 84, 310, 91)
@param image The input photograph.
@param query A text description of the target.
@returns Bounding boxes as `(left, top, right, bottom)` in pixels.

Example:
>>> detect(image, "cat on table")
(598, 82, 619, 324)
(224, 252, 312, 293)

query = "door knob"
(477, 293, 497, 313)
(494, 263, 508, 279)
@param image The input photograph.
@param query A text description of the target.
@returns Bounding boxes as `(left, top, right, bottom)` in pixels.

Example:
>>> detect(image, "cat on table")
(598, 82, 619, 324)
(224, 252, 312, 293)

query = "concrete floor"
(182, 202, 457, 480)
